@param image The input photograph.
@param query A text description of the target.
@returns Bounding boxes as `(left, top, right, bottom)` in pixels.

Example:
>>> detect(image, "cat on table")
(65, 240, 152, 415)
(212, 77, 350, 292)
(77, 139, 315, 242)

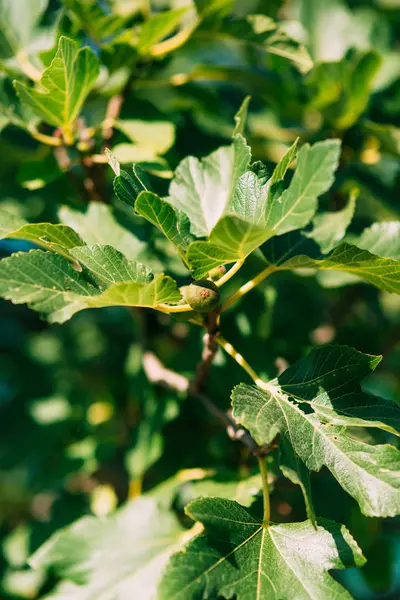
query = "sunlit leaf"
(14, 36, 99, 132)
(135, 191, 191, 251)
(168, 135, 251, 237)
(187, 140, 341, 277)
(355, 221, 400, 260)
(232, 345, 400, 517)
(159, 497, 364, 599)
(0, 246, 180, 323)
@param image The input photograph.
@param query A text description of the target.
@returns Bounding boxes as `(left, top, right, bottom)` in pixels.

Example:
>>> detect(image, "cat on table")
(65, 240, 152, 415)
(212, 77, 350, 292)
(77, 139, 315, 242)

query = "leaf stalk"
(222, 265, 277, 311)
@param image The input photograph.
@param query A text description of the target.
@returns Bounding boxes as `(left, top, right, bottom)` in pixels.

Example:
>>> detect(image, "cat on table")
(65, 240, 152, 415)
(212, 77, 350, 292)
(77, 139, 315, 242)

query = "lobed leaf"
(168, 135, 251, 237)
(232, 345, 400, 517)
(159, 497, 364, 599)
(187, 140, 341, 277)
(29, 497, 186, 600)
(14, 36, 99, 130)
(0, 246, 180, 323)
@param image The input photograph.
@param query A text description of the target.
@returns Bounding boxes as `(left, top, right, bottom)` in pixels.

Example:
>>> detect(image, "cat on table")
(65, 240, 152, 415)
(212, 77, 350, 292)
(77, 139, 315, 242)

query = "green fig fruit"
(208, 265, 227, 281)
(185, 280, 221, 313)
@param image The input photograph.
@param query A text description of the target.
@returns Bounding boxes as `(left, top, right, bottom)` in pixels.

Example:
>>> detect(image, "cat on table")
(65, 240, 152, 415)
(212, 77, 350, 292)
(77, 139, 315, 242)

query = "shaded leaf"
(0, 208, 84, 262)
(279, 243, 400, 294)
(59, 202, 146, 261)
(136, 8, 188, 55)
(279, 439, 316, 527)
(29, 497, 186, 600)
(305, 191, 357, 253)
(159, 497, 364, 599)
(65, 0, 125, 42)
(0, 0, 48, 57)
(363, 121, 400, 157)
(217, 14, 313, 73)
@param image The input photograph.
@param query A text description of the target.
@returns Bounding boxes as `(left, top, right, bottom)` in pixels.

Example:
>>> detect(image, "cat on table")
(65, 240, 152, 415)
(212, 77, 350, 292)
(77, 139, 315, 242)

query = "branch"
(142, 347, 271, 457)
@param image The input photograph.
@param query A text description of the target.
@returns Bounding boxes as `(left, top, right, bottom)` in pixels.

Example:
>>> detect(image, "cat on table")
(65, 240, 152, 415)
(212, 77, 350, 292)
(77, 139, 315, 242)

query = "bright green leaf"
(14, 36, 99, 132)
(233, 95, 251, 137)
(269, 138, 299, 184)
(168, 135, 251, 237)
(105, 148, 152, 207)
(187, 140, 341, 277)
(187, 215, 268, 277)
(265, 140, 341, 237)
(114, 119, 175, 155)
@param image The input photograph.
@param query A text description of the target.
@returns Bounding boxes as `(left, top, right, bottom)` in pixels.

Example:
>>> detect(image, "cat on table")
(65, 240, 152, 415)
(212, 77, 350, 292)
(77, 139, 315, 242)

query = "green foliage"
(14, 36, 99, 139)
(159, 498, 365, 600)
(1, 1, 399, 599)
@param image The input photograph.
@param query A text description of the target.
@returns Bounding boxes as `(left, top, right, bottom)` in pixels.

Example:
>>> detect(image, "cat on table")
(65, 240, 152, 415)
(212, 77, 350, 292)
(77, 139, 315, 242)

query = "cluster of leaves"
(1, 1, 399, 600)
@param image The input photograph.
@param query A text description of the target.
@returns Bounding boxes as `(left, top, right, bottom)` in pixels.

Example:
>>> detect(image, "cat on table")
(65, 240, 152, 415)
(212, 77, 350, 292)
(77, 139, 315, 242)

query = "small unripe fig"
(208, 265, 227, 281)
(185, 280, 221, 313)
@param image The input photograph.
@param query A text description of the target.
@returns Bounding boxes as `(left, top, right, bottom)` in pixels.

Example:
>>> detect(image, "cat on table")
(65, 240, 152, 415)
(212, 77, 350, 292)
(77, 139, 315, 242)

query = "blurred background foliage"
(0, 0, 399, 598)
